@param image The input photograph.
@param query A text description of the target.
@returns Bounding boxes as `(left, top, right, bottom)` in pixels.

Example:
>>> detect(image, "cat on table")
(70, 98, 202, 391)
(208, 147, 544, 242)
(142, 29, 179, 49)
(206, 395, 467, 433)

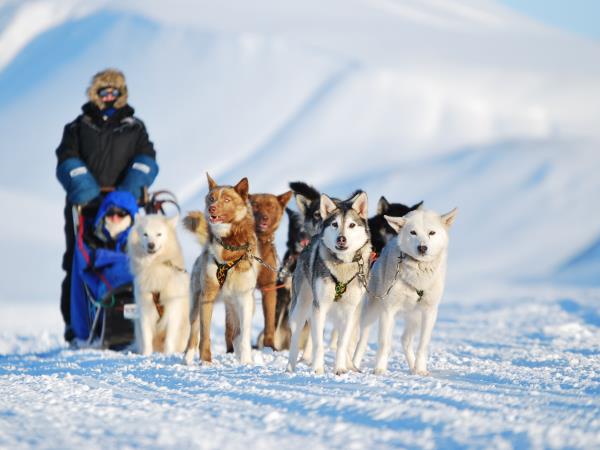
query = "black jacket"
(55, 102, 156, 187)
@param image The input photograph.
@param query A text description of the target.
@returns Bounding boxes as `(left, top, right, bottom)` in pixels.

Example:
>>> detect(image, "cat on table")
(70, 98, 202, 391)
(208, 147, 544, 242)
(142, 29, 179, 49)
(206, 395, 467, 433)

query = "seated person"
(91, 191, 139, 252)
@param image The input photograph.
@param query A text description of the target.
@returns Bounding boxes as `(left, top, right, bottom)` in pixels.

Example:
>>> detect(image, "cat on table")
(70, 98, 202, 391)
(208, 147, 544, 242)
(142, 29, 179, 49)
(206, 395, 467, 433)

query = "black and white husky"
(287, 192, 371, 375)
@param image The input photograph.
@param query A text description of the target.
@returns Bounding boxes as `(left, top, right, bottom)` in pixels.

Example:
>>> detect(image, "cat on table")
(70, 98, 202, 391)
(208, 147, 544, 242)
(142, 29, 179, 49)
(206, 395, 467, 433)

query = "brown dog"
(183, 174, 259, 365)
(224, 191, 292, 352)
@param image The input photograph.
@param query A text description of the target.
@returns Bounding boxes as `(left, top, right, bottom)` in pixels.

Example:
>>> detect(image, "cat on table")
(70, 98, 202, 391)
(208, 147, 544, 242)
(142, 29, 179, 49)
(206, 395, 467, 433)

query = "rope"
(357, 253, 424, 302)
(259, 283, 287, 293)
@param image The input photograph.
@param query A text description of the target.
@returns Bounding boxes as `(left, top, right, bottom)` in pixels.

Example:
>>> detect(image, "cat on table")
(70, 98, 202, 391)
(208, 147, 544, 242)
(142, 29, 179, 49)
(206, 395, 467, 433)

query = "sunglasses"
(106, 208, 128, 218)
(97, 87, 121, 98)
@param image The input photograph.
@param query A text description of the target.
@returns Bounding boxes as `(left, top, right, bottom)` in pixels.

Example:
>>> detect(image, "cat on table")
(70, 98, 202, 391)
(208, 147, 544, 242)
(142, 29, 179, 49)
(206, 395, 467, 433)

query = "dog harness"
(329, 247, 366, 302)
(152, 292, 164, 318)
(214, 255, 245, 287)
(151, 260, 188, 319)
(330, 272, 360, 302)
(398, 252, 425, 302)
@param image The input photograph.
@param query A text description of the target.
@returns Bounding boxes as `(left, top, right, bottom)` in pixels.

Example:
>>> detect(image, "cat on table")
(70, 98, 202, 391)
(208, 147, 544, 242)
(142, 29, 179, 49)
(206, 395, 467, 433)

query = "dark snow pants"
(60, 200, 75, 335)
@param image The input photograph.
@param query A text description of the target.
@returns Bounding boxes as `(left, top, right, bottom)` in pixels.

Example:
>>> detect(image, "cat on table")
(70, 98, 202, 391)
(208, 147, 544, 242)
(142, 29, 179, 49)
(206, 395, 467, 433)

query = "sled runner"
(69, 188, 179, 349)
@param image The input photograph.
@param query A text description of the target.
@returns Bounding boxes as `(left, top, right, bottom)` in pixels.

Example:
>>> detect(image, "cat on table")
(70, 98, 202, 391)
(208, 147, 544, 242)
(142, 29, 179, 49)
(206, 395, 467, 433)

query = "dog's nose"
(417, 245, 428, 255)
(337, 236, 347, 246)
(208, 205, 217, 214)
(147, 242, 156, 250)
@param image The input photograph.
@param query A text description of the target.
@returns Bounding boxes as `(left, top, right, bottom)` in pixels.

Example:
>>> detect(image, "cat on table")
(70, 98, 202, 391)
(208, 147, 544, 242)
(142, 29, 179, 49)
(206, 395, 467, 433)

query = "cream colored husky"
(353, 208, 458, 375)
(128, 214, 190, 355)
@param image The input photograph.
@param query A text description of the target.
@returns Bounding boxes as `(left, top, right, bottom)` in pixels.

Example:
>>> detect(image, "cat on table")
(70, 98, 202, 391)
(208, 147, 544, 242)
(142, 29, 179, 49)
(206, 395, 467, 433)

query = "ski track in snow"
(1, 293, 599, 449)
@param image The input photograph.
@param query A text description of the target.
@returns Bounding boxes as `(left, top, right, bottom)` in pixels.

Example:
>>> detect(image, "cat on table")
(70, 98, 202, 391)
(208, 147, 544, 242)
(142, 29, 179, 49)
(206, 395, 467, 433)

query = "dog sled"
(68, 188, 179, 349)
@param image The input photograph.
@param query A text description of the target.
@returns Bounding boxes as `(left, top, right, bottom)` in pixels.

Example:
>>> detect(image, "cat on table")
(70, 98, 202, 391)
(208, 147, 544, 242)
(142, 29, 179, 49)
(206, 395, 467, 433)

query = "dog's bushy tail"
(289, 181, 320, 200)
(183, 211, 208, 246)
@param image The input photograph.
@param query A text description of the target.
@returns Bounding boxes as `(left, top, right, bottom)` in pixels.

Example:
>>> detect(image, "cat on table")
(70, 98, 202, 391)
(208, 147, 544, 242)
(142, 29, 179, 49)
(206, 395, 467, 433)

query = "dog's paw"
(314, 366, 325, 375)
(183, 351, 195, 366)
(286, 362, 296, 373)
(373, 367, 387, 376)
(200, 349, 212, 363)
(411, 368, 430, 376)
(239, 356, 253, 365)
(334, 367, 348, 376)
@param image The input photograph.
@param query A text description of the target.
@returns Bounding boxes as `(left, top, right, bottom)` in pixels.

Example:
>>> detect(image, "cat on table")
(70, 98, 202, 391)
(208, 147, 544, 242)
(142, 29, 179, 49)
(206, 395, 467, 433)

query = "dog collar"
(215, 237, 250, 252)
(324, 240, 369, 264)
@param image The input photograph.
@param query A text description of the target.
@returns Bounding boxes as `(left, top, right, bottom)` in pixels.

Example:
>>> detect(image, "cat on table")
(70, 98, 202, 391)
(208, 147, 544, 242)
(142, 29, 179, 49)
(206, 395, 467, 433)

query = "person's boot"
(63, 324, 75, 343)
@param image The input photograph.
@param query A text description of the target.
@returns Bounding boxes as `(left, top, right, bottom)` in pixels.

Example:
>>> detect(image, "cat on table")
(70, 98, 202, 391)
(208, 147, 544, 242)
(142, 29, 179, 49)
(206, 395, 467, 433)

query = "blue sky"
(499, 0, 600, 40)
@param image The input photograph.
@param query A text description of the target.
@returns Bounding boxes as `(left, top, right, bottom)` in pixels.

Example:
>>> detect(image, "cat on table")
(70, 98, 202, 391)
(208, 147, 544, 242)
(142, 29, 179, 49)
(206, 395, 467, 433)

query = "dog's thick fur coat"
(287, 192, 372, 375)
(184, 174, 259, 365)
(353, 208, 458, 375)
(240, 191, 292, 351)
(128, 214, 190, 355)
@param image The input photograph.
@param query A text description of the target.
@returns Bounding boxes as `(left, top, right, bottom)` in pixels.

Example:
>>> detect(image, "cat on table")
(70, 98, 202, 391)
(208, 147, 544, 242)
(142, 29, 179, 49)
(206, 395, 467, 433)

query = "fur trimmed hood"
(87, 68, 129, 109)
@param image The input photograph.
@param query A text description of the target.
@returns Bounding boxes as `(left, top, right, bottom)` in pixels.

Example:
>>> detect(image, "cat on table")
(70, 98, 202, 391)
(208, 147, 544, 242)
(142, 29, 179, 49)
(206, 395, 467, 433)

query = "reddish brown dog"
(183, 174, 259, 365)
(224, 191, 292, 351)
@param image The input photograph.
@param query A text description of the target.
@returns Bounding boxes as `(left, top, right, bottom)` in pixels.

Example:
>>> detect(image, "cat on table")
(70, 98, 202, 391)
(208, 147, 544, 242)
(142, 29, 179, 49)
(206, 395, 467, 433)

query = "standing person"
(55, 68, 159, 342)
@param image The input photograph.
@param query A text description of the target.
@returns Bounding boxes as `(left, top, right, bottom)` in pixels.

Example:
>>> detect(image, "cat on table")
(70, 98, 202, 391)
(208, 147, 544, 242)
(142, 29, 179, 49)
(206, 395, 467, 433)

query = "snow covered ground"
(1, 0, 600, 448)
(2, 286, 599, 449)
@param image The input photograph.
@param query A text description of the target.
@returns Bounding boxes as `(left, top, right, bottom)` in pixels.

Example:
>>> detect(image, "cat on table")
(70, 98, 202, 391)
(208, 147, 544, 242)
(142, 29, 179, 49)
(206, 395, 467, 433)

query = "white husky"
(353, 208, 458, 375)
(128, 214, 190, 355)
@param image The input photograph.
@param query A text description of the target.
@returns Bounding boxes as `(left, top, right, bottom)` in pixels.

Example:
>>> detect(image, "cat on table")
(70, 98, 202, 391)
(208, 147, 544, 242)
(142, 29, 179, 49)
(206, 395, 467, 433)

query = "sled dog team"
(128, 174, 458, 376)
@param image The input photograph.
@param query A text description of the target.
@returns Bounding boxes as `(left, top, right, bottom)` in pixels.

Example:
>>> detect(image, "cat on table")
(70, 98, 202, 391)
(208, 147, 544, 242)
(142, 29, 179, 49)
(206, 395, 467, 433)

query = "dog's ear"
(295, 193, 310, 216)
(234, 177, 249, 200)
(168, 214, 179, 230)
(411, 200, 424, 211)
(377, 196, 390, 215)
(320, 194, 337, 220)
(277, 191, 293, 209)
(351, 192, 368, 220)
(206, 173, 218, 191)
(384, 215, 406, 233)
(441, 208, 458, 228)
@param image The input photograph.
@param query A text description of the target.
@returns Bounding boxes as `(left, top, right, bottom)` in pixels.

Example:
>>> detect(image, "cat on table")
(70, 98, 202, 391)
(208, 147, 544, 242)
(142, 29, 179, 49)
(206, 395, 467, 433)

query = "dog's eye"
(313, 212, 320, 219)
(224, 197, 230, 203)
(332, 222, 338, 228)
(209, 196, 215, 202)
(410, 230, 417, 235)
(348, 223, 356, 228)
(143, 232, 148, 237)
(157, 233, 162, 237)
(429, 231, 436, 236)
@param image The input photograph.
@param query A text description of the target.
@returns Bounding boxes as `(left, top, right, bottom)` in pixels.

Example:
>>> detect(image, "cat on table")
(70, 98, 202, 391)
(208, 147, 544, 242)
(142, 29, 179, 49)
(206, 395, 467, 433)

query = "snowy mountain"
(1, 0, 599, 303)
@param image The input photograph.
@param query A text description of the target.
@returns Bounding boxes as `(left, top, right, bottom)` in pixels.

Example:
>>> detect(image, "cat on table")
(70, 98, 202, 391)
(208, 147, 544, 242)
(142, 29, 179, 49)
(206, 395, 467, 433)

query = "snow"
(1, 0, 599, 448)
(1, 287, 599, 449)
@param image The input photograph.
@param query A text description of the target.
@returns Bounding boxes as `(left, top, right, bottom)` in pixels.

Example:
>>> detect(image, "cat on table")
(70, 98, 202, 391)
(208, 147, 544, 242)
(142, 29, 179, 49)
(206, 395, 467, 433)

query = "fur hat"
(87, 68, 129, 109)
